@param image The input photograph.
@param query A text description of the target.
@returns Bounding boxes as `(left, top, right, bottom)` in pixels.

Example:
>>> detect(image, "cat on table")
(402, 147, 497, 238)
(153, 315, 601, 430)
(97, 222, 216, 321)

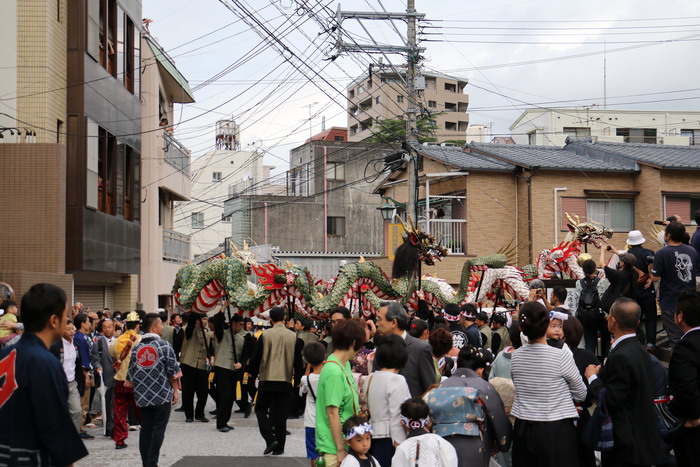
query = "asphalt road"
(76, 398, 308, 466)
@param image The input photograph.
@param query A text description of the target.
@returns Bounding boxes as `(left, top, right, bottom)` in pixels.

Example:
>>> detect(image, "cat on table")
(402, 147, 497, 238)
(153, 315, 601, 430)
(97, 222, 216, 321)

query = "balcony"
(163, 132, 190, 175)
(418, 219, 466, 254)
(228, 173, 293, 197)
(163, 229, 190, 263)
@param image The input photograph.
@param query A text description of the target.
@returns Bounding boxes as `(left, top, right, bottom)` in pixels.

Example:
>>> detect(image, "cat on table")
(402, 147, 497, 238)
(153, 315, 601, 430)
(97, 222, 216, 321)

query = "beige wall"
(16, 0, 67, 144)
(0, 143, 73, 302)
(139, 38, 192, 312)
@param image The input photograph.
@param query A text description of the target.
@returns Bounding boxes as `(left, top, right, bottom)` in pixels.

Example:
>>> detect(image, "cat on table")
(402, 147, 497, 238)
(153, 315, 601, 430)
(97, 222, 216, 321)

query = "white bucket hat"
(626, 230, 646, 246)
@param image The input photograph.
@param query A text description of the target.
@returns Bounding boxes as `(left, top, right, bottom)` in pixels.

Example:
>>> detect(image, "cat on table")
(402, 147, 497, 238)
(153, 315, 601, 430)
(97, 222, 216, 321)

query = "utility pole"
(405, 0, 419, 221)
(334, 4, 425, 221)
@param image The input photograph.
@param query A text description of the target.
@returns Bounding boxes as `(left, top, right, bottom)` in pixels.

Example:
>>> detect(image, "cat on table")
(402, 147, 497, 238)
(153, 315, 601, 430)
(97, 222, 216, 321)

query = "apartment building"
(347, 70, 469, 144)
(0, 0, 144, 311)
(139, 33, 195, 312)
(510, 108, 700, 146)
(374, 141, 700, 284)
(173, 120, 267, 259)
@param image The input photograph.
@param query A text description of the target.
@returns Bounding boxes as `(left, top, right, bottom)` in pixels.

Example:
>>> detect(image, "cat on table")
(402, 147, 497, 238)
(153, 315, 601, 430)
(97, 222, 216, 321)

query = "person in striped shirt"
(510, 301, 587, 467)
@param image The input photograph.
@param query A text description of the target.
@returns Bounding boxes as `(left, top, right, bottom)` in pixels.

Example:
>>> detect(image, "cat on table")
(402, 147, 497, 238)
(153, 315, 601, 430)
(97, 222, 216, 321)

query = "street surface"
(76, 398, 307, 466)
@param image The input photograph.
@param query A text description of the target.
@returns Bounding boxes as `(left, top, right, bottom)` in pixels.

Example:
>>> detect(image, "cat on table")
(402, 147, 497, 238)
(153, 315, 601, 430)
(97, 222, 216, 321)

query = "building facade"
(374, 141, 700, 284)
(347, 71, 469, 144)
(1, 0, 143, 311)
(173, 123, 266, 259)
(224, 139, 392, 255)
(510, 108, 700, 147)
(139, 33, 195, 312)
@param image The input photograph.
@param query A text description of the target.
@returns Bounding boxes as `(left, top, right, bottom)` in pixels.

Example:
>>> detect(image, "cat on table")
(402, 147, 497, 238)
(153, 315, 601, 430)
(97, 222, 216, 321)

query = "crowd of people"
(0, 219, 699, 467)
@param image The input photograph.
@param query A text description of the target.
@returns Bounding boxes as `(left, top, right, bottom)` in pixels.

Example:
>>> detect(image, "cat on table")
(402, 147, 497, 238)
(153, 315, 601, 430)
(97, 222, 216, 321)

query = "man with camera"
(625, 230, 657, 351)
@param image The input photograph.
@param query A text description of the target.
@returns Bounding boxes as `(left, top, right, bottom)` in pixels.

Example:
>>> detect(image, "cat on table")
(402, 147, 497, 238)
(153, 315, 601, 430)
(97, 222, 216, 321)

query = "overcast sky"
(143, 0, 700, 173)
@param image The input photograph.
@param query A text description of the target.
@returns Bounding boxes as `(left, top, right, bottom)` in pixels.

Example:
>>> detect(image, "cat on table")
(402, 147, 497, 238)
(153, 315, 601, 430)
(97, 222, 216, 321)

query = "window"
(212, 171, 223, 182)
(327, 217, 345, 236)
(222, 214, 232, 223)
(444, 102, 456, 111)
(445, 121, 457, 131)
(350, 125, 358, 135)
(444, 83, 456, 93)
(680, 129, 700, 145)
(428, 100, 436, 108)
(97, 128, 116, 214)
(397, 95, 404, 103)
(560, 197, 634, 231)
(334, 135, 344, 141)
(375, 96, 381, 104)
(528, 131, 536, 145)
(326, 162, 345, 181)
(357, 85, 365, 95)
(425, 77, 436, 90)
(563, 127, 591, 137)
(56, 120, 63, 144)
(116, 6, 124, 81)
(664, 196, 700, 224)
(348, 89, 355, 99)
(616, 128, 657, 144)
(191, 212, 204, 229)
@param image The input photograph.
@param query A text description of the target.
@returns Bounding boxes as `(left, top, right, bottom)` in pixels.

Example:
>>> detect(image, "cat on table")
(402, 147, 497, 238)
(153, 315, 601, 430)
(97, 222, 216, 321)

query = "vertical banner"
(387, 223, 405, 261)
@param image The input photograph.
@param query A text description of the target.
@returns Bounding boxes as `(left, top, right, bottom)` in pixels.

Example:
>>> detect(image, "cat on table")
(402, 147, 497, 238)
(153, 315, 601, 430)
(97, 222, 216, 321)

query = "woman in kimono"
(425, 345, 512, 467)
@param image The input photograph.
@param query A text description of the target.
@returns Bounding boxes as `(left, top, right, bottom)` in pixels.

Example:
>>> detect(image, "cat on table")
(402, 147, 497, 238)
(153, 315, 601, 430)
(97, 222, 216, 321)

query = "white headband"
(442, 310, 460, 322)
(549, 311, 569, 321)
(345, 422, 373, 440)
(400, 415, 430, 430)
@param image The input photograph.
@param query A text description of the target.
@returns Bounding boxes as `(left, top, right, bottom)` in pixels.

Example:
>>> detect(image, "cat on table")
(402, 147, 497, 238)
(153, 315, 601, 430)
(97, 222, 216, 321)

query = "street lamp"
(377, 198, 397, 222)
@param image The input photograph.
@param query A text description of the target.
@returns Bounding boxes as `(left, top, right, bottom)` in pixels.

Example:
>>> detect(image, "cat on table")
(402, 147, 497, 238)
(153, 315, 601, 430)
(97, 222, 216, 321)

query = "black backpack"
(578, 278, 601, 317)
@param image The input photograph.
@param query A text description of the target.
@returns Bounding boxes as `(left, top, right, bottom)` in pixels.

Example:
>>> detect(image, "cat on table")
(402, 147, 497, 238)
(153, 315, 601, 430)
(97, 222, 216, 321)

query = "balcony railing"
(163, 132, 191, 175)
(163, 229, 190, 263)
(228, 173, 303, 197)
(418, 219, 466, 254)
(622, 136, 658, 144)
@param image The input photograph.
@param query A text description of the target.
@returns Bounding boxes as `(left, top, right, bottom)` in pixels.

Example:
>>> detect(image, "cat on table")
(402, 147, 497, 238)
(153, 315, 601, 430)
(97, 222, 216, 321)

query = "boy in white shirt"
(300, 341, 325, 466)
(392, 398, 458, 467)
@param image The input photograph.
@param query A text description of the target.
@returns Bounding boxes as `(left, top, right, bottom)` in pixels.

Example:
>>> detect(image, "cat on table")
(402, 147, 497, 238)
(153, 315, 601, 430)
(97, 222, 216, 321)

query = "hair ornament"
(400, 415, 430, 430)
(344, 422, 373, 440)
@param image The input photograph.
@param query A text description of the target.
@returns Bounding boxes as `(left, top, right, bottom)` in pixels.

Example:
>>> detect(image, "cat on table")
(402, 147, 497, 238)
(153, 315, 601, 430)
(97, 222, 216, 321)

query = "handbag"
(654, 396, 683, 442)
(583, 387, 614, 452)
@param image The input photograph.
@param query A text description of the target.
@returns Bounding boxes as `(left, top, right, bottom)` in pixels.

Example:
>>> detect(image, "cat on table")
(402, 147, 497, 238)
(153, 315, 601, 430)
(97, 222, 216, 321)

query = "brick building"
(373, 140, 700, 283)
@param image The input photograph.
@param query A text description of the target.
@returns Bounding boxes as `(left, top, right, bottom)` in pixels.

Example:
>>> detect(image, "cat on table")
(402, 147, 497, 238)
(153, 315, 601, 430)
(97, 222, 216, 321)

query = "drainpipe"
(553, 187, 567, 245)
(514, 176, 519, 264)
(264, 202, 268, 245)
(516, 166, 539, 264)
(323, 146, 328, 252)
(425, 178, 430, 234)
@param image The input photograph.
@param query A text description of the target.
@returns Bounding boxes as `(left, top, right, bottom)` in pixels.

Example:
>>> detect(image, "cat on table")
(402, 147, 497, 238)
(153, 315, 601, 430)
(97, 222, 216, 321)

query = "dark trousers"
(601, 452, 651, 467)
(513, 418, 579, 467)
(139, 402, 171, 467)
(181, 364, 208, 419)
(637, 294, 657, 347)
(370, 437, 395, 467)
(255, 387, 291, 452)
(209, 371, 219, 406)
(582, 311, 611, 358)
(674, 425, 700, 467)
(215, 367, 247, 428)
(104, 386, 115, 433)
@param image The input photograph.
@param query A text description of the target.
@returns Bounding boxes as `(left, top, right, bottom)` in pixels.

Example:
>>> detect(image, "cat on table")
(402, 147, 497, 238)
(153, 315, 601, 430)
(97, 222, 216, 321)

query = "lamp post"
(377, 198, 397, 222)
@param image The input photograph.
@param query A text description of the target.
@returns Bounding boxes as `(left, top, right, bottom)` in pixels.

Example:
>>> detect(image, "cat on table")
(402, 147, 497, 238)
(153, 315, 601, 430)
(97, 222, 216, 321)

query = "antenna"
(603, 41, 607, 109)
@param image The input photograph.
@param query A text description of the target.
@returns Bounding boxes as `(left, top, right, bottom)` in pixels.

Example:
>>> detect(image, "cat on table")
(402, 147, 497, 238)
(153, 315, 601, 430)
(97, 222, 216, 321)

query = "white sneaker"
(85, 423, 98, 428)
(128, 425, 141, 431)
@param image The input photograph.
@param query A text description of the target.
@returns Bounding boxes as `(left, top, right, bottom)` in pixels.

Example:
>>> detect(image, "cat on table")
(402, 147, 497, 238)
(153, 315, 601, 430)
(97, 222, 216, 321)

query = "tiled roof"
(416, 145, 515, 171)
(569, 141, 700, 169)
(468, 142, 636, 172)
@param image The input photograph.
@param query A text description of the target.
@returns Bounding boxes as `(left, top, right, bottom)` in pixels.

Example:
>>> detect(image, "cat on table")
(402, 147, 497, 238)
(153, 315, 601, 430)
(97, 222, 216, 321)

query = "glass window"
(586, 199, 633, 231)
(326, 162, 344, 181)
(212, 172, 222, 182)
(428, 100, 436, 108)
(191, 212, 204, 229)
(116, 7, 124, 80)
(327, 217, 345, 236)
(397, 95, 404, 103)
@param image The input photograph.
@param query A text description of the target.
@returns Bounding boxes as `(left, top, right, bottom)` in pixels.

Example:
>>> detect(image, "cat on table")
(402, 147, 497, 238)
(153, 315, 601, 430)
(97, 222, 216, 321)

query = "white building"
(173, 130, 265, 259)
(510, 108, 700, 146)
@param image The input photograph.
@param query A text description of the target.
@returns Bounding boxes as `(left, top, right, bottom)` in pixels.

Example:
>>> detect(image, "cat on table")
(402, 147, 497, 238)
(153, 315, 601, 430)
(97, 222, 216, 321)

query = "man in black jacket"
(585, 298, 664, 467)
(668, 289, 700, 466)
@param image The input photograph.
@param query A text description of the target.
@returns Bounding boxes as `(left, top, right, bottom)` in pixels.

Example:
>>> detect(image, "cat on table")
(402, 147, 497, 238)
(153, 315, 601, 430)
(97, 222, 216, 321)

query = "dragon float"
(172, 214, 614, 320)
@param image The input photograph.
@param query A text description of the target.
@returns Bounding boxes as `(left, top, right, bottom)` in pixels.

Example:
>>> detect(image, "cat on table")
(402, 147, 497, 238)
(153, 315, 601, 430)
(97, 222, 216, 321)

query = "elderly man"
(376, 301, 436, 397)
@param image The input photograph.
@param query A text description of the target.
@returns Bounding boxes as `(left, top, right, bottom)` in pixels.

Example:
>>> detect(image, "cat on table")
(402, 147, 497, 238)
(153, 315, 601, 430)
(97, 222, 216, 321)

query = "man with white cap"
(626, 230, 657, 351)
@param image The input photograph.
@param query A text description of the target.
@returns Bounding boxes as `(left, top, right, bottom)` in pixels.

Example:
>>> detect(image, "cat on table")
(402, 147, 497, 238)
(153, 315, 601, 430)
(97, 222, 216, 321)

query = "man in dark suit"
(91, 318, 116, 437)
(585, 297, 664, 467)
(376, 301, 436, 397)
(668, 289, 700, 466)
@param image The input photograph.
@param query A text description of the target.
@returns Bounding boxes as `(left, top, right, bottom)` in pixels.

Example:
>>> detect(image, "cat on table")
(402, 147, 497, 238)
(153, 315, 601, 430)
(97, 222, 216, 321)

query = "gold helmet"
(577, 253, 592, 266)
(125, 311, 141, 322)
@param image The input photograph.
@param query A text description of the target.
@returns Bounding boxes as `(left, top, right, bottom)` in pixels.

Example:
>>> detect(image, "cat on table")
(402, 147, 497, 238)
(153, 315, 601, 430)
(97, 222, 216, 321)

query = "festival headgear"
(442, 308, 461, 322)
(577, 253, 593, 266)
(400, 415, 430, 430)
(126, 311, 140, 322)
(462, 309, 476, 321)
(626, 230, 646, 246)
(549, 310, 569, 321)
(344, 422, 373, 440)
